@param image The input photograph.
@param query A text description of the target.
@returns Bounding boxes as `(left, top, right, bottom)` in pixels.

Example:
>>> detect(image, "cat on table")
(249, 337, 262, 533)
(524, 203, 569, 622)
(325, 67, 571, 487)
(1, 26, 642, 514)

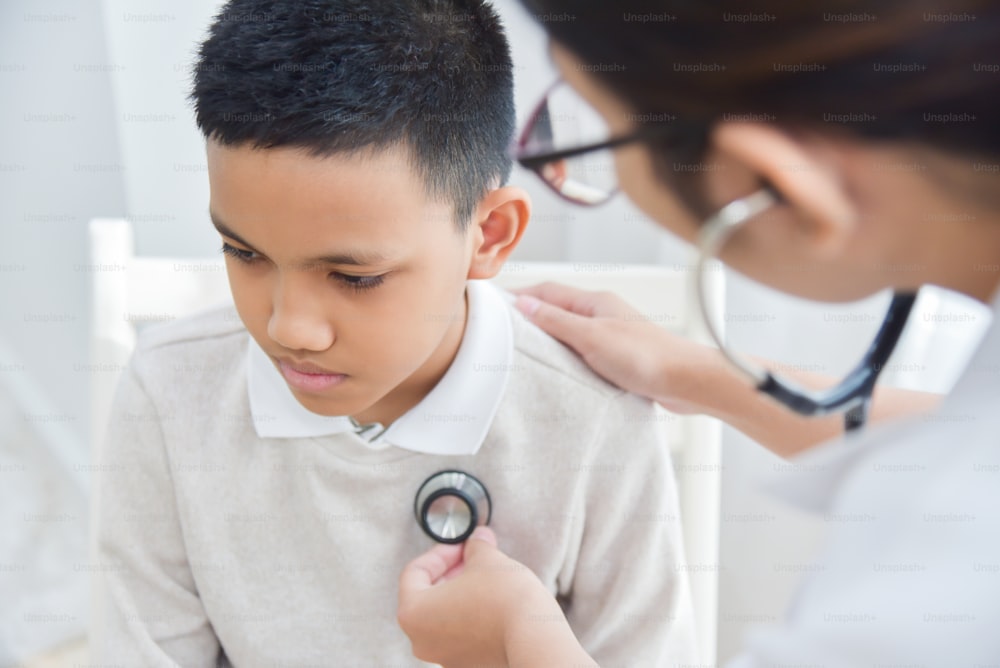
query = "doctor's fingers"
(398, 528, 499, 595)
(516, 291, 639, 365)
(515, 292, 599, 354)
(398, 531, 520, 664)
(512, 281, 635, 319)
(398, 534, 547, 660)
(399, 542, 465, 594)
(439, 527, 499, 582)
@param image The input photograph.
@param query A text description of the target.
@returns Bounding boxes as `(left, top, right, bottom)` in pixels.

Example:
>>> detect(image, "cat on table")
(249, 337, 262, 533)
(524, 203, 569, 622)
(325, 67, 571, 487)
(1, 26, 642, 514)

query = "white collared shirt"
(728, 289, 1000, 668)
(246, 279, 512, 455)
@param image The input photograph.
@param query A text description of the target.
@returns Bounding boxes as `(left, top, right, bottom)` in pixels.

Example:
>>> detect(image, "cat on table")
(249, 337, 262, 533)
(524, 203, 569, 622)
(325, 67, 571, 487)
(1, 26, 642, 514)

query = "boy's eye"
(333, 272, 385, 292)
(220, 242, 259, 264)
(221, 241, 384, 292)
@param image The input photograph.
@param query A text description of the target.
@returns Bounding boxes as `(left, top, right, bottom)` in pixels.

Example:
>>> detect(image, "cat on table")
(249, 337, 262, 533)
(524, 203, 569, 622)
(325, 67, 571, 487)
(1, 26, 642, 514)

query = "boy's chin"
(289, 385, 389, 423)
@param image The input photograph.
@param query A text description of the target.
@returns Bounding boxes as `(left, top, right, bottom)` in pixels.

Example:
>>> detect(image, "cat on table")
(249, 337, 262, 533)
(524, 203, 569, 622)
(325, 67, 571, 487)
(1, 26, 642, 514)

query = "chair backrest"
(89, 219, 724, 664)
(88, 219, 232, 452)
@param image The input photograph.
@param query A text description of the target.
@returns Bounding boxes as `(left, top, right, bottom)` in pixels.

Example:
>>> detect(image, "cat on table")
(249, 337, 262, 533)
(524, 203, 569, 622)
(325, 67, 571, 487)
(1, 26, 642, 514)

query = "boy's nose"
(267, 281, 335, 352)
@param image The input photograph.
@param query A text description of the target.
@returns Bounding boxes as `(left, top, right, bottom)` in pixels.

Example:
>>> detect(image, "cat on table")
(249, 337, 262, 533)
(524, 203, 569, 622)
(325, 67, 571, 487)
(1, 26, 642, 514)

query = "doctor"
(398, 1, 999, 666)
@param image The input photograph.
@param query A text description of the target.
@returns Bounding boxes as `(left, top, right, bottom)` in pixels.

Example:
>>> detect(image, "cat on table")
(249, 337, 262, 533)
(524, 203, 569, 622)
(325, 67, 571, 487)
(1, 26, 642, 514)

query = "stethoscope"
(411, 189, 914, 545)
(414, 470, 492, 544)
(346, 418, 493, 542)
(695, 187, 917, 433)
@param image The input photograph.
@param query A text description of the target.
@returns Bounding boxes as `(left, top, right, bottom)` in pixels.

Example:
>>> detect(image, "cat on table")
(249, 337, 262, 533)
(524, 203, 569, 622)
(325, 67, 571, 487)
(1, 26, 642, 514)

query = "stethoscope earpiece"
(414, 470, 491, 544)
(694, 187, 917, 432)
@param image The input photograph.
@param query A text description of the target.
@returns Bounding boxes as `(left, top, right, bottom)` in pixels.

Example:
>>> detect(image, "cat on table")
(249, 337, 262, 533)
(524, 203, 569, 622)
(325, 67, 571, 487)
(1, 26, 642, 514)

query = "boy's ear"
(467, 186, 531, 280)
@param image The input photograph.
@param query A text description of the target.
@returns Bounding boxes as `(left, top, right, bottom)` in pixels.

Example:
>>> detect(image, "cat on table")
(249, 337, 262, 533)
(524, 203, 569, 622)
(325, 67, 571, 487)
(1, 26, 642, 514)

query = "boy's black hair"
(192, 0, 515, 227)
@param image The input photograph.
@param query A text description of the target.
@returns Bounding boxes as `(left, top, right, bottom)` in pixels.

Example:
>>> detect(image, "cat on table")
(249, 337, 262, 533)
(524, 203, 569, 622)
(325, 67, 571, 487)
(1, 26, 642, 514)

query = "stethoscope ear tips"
(414, 470, 492, 544)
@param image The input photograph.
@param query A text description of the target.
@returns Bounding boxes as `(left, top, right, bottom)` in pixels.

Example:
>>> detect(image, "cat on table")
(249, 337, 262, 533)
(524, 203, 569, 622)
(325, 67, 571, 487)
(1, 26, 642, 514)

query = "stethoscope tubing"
(695, 187, 917, 432)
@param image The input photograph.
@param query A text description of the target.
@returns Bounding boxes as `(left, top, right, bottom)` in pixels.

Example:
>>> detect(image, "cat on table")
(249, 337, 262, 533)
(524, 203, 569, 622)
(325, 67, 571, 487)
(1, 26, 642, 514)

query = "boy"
(93, 1, 696, 665)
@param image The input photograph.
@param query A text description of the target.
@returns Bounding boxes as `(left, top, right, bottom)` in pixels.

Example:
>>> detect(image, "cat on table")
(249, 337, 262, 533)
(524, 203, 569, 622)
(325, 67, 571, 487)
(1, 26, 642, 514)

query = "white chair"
(89, 219, 725, 665)
(88, 219, 233, 453)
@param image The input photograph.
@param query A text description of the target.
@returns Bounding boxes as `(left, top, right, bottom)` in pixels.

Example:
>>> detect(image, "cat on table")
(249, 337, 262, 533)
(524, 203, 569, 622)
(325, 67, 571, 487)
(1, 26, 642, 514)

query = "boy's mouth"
(276, 358, 347, 393)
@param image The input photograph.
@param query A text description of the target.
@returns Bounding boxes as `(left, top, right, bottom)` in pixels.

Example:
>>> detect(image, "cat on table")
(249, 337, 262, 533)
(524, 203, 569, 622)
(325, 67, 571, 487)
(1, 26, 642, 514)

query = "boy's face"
(206, 141, 476, 424)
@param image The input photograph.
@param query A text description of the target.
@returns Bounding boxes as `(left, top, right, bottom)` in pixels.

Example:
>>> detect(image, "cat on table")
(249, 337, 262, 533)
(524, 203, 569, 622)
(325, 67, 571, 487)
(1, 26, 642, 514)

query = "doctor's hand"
(513, 282, 941, 458)
(397, 527, 595, 668)
(513, 282, 723, 415)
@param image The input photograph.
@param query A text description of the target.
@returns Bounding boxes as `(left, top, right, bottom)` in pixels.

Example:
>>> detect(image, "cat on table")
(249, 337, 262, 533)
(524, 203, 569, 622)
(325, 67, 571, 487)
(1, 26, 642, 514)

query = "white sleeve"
(564, 391, 698, 667)
(724, 434, 1000, 668)
(90, 360, 221, 667)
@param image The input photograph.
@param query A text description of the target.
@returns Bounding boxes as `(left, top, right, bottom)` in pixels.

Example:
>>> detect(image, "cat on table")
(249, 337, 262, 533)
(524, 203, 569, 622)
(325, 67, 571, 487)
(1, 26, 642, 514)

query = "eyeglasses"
(512, 80, 691, 206)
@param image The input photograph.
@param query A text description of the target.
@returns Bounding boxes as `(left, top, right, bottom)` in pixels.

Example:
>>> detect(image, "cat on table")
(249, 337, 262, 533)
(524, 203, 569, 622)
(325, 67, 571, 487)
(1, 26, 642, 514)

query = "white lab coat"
(728, 291, 1000, 668)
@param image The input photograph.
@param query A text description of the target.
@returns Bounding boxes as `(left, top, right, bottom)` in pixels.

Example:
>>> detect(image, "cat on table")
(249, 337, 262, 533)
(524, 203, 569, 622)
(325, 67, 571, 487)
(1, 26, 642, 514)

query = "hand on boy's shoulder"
(506, 297, 675, 455)
(509, 297, 634, 401)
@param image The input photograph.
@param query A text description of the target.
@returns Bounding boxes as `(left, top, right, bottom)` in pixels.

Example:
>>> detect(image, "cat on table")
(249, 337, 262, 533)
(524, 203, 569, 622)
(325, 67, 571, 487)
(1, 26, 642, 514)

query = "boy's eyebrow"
(210, 210, 256, 249)
(210, 210, 394, 267)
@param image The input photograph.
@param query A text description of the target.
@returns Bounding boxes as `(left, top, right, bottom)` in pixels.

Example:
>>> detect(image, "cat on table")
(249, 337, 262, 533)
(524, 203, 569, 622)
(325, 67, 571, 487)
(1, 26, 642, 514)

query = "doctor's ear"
(706, 122, 860, 257)
(467, 186, 531, 280)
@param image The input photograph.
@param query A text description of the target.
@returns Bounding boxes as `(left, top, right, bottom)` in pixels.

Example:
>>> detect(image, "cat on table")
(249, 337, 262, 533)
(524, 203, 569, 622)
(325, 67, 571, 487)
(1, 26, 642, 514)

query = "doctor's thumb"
(515, 295, 589, 350)
(469, 526, 497, 546)
(461, 527, 500, 561)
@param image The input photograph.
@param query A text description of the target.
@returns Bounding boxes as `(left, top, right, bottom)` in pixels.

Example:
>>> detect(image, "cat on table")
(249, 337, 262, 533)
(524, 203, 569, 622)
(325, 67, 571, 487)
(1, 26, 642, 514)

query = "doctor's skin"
(208, 142, 529, 427)
(397, 0, 1000, 665)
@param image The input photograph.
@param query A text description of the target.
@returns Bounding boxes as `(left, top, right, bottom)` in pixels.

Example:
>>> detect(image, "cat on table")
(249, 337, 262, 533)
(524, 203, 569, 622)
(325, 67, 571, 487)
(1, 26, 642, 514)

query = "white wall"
(99, 0, 229, 258)
(97, 0, 685, 265)
(1, 0, 990, 663)
(0, 0, 126, 661)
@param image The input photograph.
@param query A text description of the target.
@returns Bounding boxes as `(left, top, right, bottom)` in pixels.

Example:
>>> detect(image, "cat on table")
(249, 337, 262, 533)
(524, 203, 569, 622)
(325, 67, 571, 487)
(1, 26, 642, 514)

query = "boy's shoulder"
(130, 304, 247, 379)
(507, 302, 627, 402)
(136, 304, 244, 352)
(498, 299, 672, 453)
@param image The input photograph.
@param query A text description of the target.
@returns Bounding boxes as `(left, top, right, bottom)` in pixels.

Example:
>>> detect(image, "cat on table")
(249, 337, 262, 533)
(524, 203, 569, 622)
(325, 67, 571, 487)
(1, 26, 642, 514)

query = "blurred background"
(0, 0, 991, 665)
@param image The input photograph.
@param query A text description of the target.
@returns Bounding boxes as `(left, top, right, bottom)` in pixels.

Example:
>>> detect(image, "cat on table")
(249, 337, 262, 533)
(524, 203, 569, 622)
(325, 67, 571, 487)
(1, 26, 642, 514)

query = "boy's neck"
(350, 290, 469, 428)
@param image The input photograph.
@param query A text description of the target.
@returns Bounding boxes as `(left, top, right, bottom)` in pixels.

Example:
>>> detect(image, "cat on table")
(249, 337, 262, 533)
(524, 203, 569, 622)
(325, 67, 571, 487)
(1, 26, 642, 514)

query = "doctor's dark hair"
(192, 0, 515, 228)
(520, 0, 999, 215)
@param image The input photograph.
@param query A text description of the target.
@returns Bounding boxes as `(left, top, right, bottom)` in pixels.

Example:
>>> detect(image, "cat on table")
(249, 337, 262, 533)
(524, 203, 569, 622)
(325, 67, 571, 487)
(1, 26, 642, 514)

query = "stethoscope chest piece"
(414, 470, 491, 544)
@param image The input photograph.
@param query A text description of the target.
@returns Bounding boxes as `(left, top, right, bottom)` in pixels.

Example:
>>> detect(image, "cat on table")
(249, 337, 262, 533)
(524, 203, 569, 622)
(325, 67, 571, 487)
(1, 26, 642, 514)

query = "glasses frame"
(512, 81, 687, 206)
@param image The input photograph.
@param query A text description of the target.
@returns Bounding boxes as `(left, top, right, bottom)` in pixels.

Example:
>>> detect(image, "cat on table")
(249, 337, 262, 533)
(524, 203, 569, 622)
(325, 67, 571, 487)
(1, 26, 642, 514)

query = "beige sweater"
(92, 288, 696, 667)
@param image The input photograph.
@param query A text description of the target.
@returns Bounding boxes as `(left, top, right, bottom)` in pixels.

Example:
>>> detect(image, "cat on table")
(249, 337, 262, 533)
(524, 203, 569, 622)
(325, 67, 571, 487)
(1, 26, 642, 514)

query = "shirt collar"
(246, 280, 513, 456)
